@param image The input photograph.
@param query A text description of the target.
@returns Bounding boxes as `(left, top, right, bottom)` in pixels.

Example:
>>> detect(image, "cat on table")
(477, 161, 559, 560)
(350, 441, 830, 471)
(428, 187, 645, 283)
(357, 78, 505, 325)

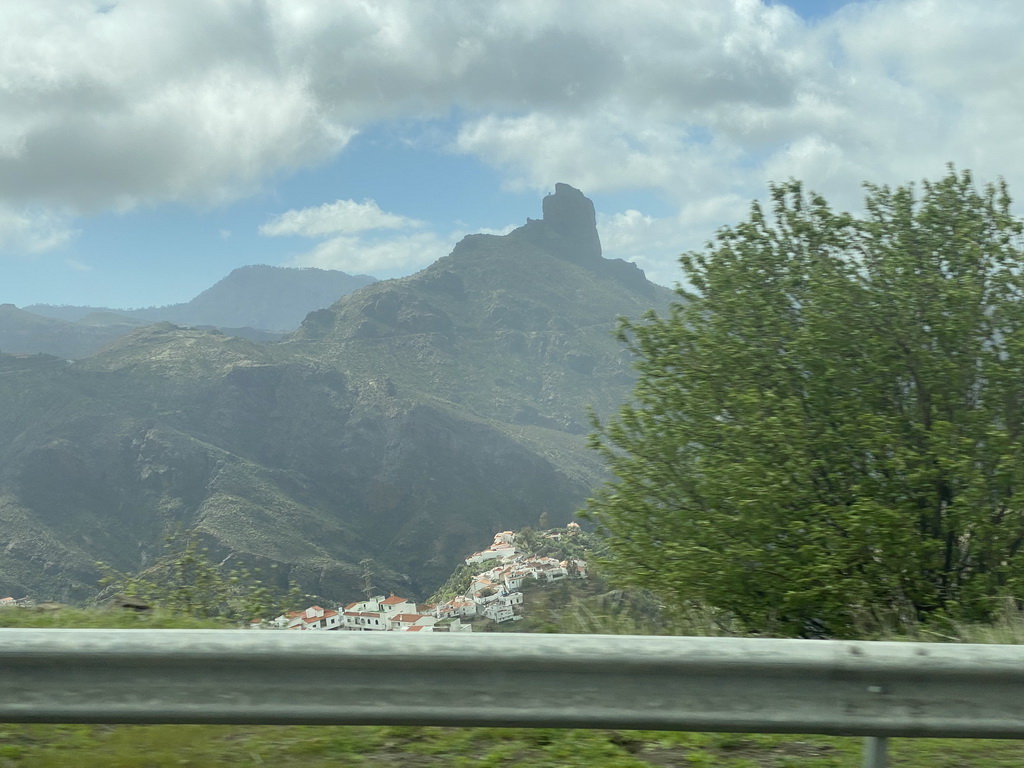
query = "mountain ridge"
(0, 184, 675, 604)
(7, 266, 378, 359)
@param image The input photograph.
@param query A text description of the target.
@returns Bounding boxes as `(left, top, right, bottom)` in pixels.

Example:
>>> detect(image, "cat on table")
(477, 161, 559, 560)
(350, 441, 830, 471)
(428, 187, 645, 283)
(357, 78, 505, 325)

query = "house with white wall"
(285, 605, 342, 631)
(434, 596, 477, 619)
(465, 531, 519, 565)
(482, 602, 514, 623)
(464, 548, 505, 565)
(433, 617, 472, 632)
(494, 531, 515, 545)
(343, 610, 389, 630)
(390, 613, 438, 632)
(500, 591, 524, 607)
(379, 594, 418, 616)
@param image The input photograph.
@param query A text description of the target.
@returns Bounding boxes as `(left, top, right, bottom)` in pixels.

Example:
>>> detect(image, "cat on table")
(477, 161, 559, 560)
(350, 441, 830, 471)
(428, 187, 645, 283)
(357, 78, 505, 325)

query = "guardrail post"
(863, 736, 887, 768)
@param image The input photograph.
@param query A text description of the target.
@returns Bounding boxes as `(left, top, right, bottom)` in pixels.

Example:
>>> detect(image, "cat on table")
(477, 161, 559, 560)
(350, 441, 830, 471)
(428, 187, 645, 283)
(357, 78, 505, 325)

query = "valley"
(0, 184, 674, 605)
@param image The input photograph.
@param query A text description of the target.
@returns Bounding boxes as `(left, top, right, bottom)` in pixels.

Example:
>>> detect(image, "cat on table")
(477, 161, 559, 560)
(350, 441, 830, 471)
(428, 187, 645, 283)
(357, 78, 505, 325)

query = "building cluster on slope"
(253, 524, 587, 632)
(0, 596, 32, 608)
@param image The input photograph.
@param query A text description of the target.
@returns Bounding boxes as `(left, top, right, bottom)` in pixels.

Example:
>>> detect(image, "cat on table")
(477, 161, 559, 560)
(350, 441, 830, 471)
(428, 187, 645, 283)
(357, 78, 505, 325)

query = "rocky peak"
(511, 183, 602, 266)
(540, 183, 602, 262)
(506, 183, 653, 295)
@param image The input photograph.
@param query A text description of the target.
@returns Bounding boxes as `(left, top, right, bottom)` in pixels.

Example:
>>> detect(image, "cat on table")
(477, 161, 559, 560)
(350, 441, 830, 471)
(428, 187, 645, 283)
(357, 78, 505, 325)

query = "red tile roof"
(391, 613, 426, 623)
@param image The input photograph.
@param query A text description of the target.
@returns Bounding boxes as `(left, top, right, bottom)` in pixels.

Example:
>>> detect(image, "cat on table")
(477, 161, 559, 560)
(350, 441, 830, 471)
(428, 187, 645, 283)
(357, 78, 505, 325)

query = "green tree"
(98, 537, 301, 622)
(585, 168, 1024, 637)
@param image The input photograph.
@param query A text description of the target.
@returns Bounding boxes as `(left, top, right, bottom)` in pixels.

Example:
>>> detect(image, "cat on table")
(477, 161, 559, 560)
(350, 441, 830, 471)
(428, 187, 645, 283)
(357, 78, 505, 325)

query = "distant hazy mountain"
(131, 265, 378, 331)
(28, 265, 377, 331)
(0, 185, 675, 604)
(11, 266, 378, 358)
(0, 303, 144, 359)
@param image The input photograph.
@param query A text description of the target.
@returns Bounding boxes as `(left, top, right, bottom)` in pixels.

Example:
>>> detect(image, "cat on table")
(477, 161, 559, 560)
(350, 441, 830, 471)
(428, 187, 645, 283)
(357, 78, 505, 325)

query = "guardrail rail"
(2, 630, 1023, 768)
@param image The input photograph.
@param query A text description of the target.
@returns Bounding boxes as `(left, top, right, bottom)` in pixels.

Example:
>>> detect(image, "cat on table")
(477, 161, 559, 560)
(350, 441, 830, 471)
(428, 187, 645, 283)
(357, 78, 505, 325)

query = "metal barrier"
(2, 630, 1023, 767)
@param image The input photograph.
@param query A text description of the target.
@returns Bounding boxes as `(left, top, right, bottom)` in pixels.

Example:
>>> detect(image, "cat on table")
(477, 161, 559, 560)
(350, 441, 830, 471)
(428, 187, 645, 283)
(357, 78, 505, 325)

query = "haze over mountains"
(2, 267, 378, 359)
(0, 184, 675, 604)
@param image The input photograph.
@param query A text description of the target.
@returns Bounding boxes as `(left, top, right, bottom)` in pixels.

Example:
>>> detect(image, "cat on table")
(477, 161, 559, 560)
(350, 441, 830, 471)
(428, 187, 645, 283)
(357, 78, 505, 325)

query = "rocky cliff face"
(503, 183, 654, 294)
(0, 185, 675, 604)
(523, 182, 604, 264)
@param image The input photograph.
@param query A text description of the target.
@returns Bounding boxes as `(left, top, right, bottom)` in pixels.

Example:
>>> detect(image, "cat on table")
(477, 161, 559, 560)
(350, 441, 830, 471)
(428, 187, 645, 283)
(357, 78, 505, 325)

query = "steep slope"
(0, 185, 674, 603)
(295, 183, 670, 430)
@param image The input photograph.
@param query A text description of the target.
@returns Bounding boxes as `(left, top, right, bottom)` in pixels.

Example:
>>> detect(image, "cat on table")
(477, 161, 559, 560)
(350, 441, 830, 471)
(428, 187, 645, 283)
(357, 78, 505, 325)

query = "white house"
(470, 574, 498, 594)
(286, 605, 342, 630)
(482, 603, 514, 623)
(473, 588, 502, 606)
(465, 549, 505, 565)
(434, 596, 477, 619)
(345, 596, 385, 614)
(493, 531, 515, 546)
(379, 594, 418, 616)
(390, 613, 438, 631)
(537, 566, 567, 581)
(343, 610, 388, 631)
(504, 572, 525, 590)
(433, 617, 472, 633)
(465, 531, 519, 565)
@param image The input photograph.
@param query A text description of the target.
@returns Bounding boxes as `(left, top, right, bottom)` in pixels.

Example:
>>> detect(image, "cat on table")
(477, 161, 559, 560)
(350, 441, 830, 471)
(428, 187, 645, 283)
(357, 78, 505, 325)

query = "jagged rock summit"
(543, 182, 603, 262)
(508, 183, 653, 294)
(510, 182, 601, 264)
(543, 183, 600, 247)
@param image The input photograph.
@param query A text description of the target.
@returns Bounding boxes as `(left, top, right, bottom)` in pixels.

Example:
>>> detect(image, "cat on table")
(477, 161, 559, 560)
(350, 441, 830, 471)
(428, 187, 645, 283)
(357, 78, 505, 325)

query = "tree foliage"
(585, 168, 1024, 637)
(98, 537, 301, 622)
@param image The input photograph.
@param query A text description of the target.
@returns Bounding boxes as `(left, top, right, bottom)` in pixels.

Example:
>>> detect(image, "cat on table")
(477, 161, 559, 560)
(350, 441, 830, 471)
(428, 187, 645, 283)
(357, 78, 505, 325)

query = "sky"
(3, 0, 1024, 309)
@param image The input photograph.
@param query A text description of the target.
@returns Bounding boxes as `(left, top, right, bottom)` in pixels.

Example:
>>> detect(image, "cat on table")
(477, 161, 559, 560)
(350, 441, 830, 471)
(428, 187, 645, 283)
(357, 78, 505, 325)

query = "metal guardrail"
(2, 630, 1023, 767)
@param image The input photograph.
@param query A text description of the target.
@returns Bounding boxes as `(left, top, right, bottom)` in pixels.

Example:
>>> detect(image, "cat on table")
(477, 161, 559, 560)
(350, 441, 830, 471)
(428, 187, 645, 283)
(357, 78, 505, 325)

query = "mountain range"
(3, 266, 377, 359)
(0, 184, 675, 604)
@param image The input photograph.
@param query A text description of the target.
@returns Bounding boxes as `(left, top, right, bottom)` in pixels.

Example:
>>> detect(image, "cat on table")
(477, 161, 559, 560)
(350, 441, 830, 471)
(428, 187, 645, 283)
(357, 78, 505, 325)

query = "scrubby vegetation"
(95, 536, 302, 622)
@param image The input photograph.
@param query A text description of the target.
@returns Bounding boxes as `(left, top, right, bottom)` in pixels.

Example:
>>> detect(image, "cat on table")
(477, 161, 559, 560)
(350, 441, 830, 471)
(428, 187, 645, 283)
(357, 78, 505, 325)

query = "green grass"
(2, 606, 1024, 766)
(2, 725, 1024, 767)
(0, 606, 230, 629)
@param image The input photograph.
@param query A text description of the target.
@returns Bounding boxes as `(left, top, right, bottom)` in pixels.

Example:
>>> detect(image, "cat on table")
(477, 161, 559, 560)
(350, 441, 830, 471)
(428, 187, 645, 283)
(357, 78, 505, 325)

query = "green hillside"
(0, 185, 673, 604)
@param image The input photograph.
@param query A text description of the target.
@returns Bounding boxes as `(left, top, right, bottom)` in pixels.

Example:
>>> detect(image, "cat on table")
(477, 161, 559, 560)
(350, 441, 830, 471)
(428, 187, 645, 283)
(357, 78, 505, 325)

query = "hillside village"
(253, 525, 588, 632)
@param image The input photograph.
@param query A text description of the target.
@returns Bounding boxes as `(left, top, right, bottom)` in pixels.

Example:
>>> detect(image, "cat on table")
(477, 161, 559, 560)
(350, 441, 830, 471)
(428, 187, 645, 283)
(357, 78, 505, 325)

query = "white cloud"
(0, 206, 77, 253)
(0, 0, 354, 214)
(4, 0, 1024, 286)
(286, 231, 454, 278)
(264, 197, 435, 277)
(260, 199, 424, 238)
